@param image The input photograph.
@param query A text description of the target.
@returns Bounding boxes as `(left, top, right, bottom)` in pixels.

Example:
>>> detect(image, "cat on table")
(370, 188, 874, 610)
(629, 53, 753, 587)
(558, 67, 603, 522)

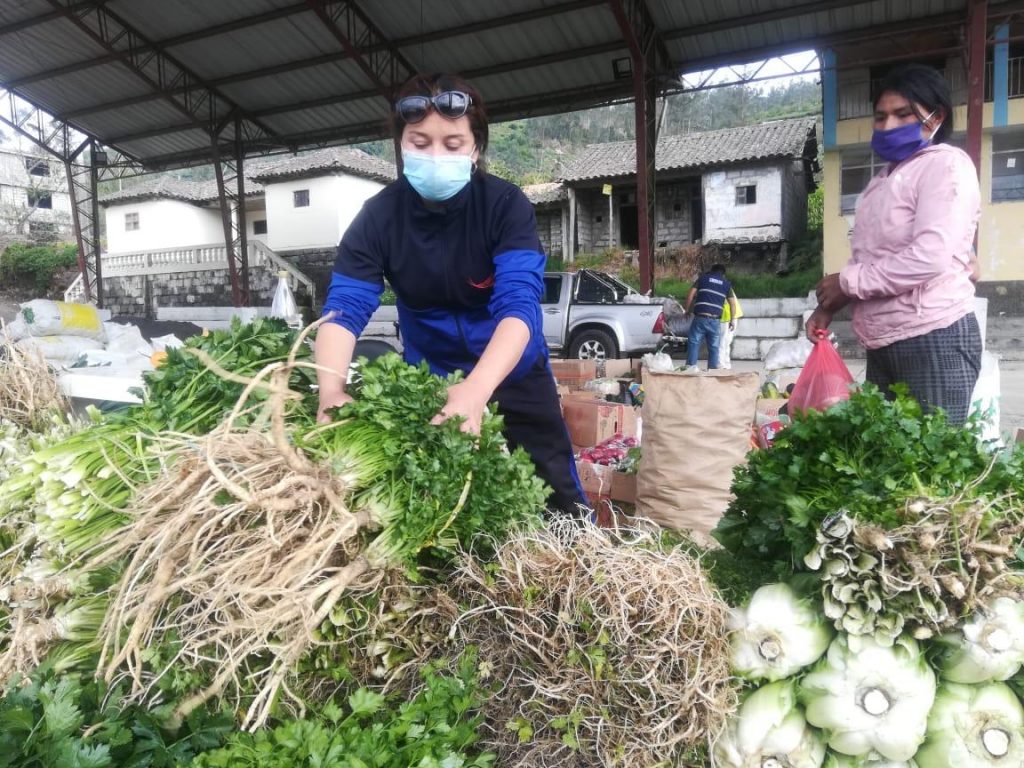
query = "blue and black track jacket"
(323, 173, 548, 382)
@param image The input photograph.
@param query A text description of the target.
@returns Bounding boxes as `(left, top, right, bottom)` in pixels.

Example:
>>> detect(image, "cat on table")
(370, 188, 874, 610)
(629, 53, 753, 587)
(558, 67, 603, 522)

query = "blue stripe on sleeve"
(322, 271, 384, 338)
(489, 249, 544, 341)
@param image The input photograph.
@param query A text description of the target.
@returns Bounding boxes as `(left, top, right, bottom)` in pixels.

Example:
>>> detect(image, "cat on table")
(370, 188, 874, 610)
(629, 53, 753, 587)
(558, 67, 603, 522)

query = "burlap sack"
(636, 370, 759, 534)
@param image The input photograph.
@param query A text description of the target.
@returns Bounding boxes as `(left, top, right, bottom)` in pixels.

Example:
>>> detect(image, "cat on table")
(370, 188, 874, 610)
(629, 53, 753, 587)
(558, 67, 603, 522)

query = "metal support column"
(994, 23, 1009, 128)
(211, 119, 250, 307)
(633, 54, 657, 294)
(966, 0, 988, 176)
(610, 0, 670, 295)
(63, 142, 103, 305)
(821, 48, 838, 150)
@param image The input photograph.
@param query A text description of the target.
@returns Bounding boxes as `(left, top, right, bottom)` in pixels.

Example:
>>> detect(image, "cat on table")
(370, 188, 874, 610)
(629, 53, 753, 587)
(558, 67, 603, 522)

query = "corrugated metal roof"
(99, 145, 394, 204)
(0, 0, 1002, 170)
(561, 116, 817, 181)
(522, 182, 567, 205)
(248, 146, 396, 182)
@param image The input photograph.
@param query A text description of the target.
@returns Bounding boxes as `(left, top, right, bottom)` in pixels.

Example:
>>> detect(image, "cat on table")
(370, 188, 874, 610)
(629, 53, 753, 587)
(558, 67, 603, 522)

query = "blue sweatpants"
(490, 358, 588, 515)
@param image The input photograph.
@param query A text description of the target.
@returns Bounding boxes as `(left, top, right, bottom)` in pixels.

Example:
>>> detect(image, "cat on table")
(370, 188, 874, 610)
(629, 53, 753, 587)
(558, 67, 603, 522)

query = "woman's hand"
(805, 307, 834, 341)
(317, 391, 353, 424)
(815, 273, 848, 312)
(432, 379, 490, 435)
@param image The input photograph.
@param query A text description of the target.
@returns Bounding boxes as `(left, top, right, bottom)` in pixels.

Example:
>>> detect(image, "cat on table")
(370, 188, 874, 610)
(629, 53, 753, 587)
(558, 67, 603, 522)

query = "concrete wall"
(104, 199, 223, 255)
(101, 261, 298, 318)
(536, 207, 563, 257)
(780, 159, 809, 242)
(569, 181, 697, 252)
(703, 164, 783, 243)
(824, 89, 1024, 283)
(263, 174, 384, 252)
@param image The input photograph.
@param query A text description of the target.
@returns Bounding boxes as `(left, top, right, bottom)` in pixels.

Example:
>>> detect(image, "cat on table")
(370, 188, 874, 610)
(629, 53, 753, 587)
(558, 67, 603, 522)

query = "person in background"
(683, 264, 737, 371)
(314, 72, 587, 515)
(718, 291, 743, 370)
(808, 63, 981, 425)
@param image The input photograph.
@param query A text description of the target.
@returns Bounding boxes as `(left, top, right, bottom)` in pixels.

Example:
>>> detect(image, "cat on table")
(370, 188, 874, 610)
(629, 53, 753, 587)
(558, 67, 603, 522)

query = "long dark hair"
(874, 63, 954, 143)
(390, 73, 489, 157)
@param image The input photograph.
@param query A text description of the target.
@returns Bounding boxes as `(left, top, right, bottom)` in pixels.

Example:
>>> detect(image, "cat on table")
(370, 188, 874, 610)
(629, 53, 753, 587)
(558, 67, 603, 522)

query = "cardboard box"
(755, 397, 790, 420)
(562, 399, 638, 447)
(575, 459, 637, 505)
(550, 359, 597, 390)
(602, 359, 641, 379)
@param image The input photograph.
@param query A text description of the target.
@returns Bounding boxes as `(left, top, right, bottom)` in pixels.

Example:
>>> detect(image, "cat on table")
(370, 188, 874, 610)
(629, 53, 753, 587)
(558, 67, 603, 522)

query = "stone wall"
(101, 261, 307, 319)
(535, 207, 563, 257)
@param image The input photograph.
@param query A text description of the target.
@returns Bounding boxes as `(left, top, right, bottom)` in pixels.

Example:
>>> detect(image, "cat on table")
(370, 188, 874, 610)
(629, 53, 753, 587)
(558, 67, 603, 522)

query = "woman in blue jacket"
(315, 73, 587, 515)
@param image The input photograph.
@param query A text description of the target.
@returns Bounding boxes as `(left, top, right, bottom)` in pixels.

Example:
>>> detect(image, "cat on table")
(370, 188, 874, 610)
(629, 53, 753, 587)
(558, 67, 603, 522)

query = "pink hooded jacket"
(839, 142, 980, 350)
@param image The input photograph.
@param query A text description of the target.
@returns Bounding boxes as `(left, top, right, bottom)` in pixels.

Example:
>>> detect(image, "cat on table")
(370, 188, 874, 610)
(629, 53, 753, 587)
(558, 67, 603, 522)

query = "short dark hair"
(710, 263, 725, 273)
(390, 73, 489, 158)
(874, 63, 953, 143)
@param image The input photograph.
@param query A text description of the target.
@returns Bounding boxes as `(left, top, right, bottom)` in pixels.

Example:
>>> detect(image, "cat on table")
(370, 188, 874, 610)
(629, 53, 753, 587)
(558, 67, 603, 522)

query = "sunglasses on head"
(395, 91, 473, 124)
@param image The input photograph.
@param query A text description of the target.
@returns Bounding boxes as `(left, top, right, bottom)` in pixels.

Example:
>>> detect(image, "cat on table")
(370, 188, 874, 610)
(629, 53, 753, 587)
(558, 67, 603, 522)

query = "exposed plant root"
(809, 468, 1024, 641)
(0, 329, 69, 432)
(84, 319, 388, 730)
(338, 520, 738, 768)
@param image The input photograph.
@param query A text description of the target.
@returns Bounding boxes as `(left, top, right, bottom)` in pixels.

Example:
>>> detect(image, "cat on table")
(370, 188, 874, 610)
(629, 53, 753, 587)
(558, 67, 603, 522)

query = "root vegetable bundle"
(0, 332, 68, 434)
(352, 521, 738, 768)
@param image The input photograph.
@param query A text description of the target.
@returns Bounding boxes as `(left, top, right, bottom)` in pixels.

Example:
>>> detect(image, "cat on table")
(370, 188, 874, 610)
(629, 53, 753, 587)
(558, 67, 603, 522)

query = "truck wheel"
(568, 329, 619, 361)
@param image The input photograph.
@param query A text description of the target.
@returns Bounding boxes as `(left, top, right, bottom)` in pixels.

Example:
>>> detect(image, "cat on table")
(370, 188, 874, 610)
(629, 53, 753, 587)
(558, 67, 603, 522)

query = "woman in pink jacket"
(809, 63, 982, 425)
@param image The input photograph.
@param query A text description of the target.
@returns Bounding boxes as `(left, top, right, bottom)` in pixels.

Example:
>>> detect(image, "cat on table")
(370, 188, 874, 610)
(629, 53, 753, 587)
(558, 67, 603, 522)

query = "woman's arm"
(315, 322, 358, 422)
(432, 317, 529, 433)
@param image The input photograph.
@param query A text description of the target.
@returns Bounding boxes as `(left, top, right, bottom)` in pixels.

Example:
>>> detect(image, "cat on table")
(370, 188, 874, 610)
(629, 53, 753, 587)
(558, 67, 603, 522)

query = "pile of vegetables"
(7, 315, 1022, 768)
(0, 315, 749, 767)
(711, 386, 1024, 767)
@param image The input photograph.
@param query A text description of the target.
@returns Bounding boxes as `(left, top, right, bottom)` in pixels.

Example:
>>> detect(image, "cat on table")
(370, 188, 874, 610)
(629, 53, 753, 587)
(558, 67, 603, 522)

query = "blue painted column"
(994, 23, 1009, 127)
(822, 48, 837, 149)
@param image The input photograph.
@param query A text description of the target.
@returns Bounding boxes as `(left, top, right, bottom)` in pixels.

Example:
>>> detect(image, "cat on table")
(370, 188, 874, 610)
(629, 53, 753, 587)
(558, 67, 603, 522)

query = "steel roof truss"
(304, 0, 415, 100)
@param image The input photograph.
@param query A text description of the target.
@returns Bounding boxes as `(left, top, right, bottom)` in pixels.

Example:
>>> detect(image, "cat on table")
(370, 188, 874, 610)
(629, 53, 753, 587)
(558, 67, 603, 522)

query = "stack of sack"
(5, 299, 108, 364)
(4, 299, 181, 369)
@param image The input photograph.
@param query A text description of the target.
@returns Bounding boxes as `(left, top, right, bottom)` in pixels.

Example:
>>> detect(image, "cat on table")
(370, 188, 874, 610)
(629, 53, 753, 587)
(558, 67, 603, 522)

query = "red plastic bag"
(788, 339, 855, 413)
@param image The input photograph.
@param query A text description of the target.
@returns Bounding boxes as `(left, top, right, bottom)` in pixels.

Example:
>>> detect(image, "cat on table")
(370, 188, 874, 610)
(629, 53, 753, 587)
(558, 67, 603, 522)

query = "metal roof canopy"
(3, 0, 1018, 170)
(1, 0, 1021, 303)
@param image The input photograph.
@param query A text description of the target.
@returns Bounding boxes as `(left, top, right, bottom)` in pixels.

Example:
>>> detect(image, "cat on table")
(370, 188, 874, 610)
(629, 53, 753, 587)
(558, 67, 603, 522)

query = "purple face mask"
(871, 111, 938, 163)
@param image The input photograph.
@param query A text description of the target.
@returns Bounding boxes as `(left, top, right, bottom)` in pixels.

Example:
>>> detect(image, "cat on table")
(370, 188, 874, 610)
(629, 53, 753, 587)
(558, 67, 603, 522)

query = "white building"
(248, 147, 395, 252)
(555, 118, 819, 261)
(99, 147, 395, 255)
(0, 147, 74, 241)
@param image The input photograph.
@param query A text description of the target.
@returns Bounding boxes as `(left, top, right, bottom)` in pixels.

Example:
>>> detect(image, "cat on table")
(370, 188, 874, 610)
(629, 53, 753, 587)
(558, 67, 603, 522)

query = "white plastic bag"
(763, 338, 814, 371)
(970, 351, 1001, 445)
(641, 351, 674, 373)
(271, 271, 301, 329)
(15, 299, 106, 341)
(151, 333, 185, 352)
(15, 335, 104, 363)
(103, 322, 152, 358)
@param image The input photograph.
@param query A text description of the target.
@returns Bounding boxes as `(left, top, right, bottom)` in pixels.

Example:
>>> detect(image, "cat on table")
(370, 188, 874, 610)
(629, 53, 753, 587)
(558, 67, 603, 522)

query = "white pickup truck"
(358, 268, 666, 361)
(542, 269, 665, 360)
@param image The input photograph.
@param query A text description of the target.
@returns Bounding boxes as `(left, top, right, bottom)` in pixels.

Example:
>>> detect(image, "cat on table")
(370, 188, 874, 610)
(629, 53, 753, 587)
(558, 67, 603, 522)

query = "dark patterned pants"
(866, 313, 982, 426)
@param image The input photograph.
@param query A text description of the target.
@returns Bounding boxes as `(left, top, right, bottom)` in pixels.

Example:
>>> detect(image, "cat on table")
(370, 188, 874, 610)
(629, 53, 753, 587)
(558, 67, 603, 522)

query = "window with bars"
(293, 189, 310, 207)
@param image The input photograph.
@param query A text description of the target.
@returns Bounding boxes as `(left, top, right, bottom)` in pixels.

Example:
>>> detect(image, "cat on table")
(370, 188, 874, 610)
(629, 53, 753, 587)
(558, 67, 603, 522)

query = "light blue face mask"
(402, 150, 473, 202)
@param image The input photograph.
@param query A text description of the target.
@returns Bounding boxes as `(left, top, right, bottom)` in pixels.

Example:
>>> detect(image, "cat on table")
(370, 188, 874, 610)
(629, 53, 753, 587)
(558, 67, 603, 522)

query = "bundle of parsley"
(713, 384, 1024, 578)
